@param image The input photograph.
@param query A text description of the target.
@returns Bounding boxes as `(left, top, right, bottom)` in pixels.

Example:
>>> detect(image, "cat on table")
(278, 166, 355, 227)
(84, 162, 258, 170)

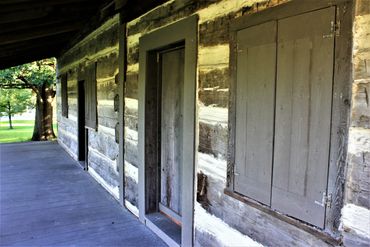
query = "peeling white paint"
(89, 147, 118, 172)
(125, 199, 139, 217)
(125, 127, 138, 142)
(199, 105, 228, 127)
(98, 124, 116, 137)
(125, 138, 138, 148)
(57, 128, 78, 142)
(340, 203, 370, 239)
(125, 161, 138, 183)
(125, 97, 138, 110)
(98, 100, 114, 106)
(347, 127, 370, 155)
(195, 203, 263, 247)
(125, 98, 228, 128)
(88, 166, 119, 200)
(67, 115, 78, 122)
(198, 152, 227, 182)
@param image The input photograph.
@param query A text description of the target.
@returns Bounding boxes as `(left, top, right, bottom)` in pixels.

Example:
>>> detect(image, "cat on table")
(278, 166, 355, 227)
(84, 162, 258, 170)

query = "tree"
(0, 58, 56, 140)
(0, 89, 33, 129)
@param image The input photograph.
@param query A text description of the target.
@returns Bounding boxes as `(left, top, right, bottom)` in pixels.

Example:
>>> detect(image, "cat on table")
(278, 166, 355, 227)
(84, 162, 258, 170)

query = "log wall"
(57, 15, 120, 199)
(55, 0, 370, 246)
(340, 1, 370, 245)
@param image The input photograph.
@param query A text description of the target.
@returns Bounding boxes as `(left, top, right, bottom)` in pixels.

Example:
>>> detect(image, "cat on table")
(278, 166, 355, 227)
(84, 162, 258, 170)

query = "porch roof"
(0, 0, 166, 70)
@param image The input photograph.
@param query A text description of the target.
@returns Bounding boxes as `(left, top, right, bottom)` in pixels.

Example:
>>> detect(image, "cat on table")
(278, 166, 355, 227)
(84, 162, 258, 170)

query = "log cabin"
(1, 0, 369, 246)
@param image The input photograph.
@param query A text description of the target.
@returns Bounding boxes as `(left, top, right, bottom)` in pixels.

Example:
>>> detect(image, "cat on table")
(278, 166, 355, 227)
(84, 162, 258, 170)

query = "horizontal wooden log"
(199, 121, 228, 158)
(125, 73, 138, 99)
(127, 45, 139, 65)
(88, 149, 119, 187)
(97, 79, 118, 101)
(199, 14, 234, 46)
(97, 53, 118, 79)
(199, 68, 229, 89)
(89, 131, 119, 161)
(199, 88, 228, 108)
(125, 139, 138, 168)
(58, 21, 119, 69)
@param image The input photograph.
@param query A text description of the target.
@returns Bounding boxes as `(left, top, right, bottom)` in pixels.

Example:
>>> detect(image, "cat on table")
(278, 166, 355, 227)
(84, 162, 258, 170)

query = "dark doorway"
(77, 80, 86, 168)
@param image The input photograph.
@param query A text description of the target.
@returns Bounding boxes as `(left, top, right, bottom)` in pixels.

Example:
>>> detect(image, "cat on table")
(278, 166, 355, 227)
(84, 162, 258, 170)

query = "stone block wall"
(57, 15, 120, 200)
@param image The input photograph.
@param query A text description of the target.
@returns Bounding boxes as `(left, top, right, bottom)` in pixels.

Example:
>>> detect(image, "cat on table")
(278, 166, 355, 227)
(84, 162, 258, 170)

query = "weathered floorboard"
(0, 141, 166, 247)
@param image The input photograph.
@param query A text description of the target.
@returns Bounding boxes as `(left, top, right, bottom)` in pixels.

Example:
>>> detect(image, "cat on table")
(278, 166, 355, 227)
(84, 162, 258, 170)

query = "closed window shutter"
(85, 62, 97, 129)
(61, 73, 68, 118)
(271, 7, 335, 228)
(234, 21, 276, 206)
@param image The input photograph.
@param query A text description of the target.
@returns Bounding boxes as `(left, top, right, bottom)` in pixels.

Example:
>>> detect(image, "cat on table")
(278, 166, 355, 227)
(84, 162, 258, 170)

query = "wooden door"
(160, 47, 185, 220)
(234, 21, 276, 205)
(272, 7, 335, 228)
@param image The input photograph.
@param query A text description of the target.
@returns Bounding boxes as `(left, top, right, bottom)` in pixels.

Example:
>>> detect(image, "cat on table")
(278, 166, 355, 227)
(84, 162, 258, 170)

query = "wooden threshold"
(159, 203, 182, 226)
(146, 212, 181, 247)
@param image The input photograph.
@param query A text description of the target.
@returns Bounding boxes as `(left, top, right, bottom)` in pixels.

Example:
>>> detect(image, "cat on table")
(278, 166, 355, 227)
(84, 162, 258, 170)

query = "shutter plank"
(234, 21, 276, 205)
(272, 7, 335, 228)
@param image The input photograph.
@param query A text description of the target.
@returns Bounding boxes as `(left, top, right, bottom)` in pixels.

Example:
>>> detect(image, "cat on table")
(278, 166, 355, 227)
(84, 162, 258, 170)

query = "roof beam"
(0, 7, 51, 24)
(0, 22, 83, 45)
(0, 34, 73, 58)
(0, 16, 90, 35)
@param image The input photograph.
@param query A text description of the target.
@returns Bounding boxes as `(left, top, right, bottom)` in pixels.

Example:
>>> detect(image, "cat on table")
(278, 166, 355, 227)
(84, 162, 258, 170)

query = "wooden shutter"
(272, 7, 335, 228)
(234, 21, 276, 205)
(61, 73, 68, 118)
(85, 62, 97, 129)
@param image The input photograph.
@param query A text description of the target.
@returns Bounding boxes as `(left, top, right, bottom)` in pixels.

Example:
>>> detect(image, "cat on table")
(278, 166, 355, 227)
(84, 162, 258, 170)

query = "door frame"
(226, 0, 353, 237)
(138, 15, 198, 246)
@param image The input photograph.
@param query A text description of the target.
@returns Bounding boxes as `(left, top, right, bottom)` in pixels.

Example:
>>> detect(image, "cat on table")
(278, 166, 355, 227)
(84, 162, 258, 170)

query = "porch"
(0, 141, 166, 246)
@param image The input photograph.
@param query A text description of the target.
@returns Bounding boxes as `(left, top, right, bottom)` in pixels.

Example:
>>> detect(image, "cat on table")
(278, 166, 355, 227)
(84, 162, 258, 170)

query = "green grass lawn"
(0, 120, 58, 143)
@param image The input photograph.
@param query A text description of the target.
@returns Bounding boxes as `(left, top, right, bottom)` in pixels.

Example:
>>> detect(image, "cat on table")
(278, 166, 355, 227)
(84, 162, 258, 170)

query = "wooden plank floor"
(0, 141, 166, 247)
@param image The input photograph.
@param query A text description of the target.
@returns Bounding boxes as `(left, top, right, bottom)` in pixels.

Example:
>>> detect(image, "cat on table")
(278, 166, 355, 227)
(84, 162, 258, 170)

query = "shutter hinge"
(315, 192, 332, 208)
(156, 53, 160, 63)
(334, 20, 340, 37)
(323, 21, 340, 38)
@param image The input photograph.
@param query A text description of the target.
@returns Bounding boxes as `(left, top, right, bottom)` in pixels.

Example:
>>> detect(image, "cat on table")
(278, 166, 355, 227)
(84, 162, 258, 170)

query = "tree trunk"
(32, 84, 56, 141)
(7, 101, 13, 129)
